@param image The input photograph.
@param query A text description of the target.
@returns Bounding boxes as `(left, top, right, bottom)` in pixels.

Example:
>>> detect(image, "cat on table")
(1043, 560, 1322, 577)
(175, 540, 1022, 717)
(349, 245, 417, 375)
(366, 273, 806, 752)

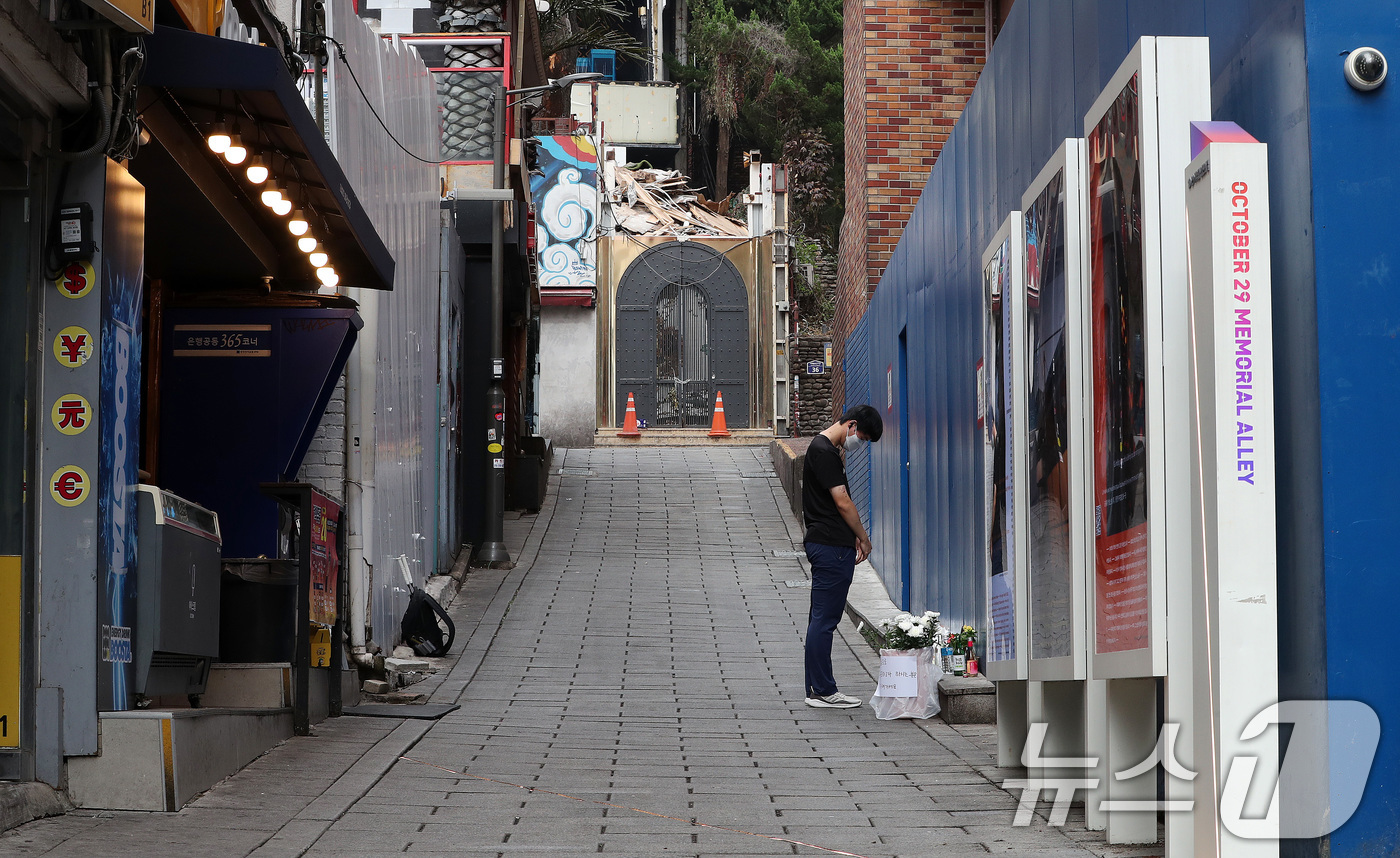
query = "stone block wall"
(792, 337, 834, 436)
(795, 244, 838, 420)
(770, 437, 812, 523)
(834, 0, 987, 410)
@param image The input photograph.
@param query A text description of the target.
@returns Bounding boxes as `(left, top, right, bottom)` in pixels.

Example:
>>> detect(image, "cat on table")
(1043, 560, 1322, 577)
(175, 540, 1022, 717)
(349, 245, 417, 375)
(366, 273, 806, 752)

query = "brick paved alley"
(1, 448, 1150, 857)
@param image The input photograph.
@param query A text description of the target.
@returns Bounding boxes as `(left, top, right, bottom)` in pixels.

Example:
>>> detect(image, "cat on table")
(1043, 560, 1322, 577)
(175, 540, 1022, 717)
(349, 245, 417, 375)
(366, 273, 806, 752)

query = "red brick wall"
(834, 0, 985, 414)
(835, 0, 867, 417)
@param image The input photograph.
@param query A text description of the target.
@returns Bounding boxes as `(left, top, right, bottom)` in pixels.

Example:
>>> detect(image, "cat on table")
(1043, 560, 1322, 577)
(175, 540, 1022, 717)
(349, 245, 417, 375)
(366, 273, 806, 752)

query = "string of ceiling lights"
(204, 104, 340, 291)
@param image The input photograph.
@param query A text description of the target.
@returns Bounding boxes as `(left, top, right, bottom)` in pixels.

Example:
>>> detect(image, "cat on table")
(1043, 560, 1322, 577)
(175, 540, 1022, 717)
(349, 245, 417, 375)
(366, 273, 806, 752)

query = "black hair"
(839, 404, 883, 443)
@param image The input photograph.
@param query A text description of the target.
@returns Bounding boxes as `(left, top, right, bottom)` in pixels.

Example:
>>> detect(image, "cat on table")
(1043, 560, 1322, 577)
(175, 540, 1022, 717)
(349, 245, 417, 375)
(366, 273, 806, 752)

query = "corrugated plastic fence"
(842, 312, 874, 564)
(328, 0, 443, 647)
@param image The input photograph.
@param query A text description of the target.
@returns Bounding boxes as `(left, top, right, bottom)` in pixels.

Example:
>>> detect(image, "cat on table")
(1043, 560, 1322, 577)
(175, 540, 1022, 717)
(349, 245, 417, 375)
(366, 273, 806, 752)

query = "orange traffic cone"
(708, 390, 731, 437)
(618, 392, 642, 437)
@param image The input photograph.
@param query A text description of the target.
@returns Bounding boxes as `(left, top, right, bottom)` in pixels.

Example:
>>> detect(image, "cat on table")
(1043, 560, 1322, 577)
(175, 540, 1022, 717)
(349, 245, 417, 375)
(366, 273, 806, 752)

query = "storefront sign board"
(79, 0, 154, 33)
(0, 557, 19, 748)
(309, 492, 341, 626)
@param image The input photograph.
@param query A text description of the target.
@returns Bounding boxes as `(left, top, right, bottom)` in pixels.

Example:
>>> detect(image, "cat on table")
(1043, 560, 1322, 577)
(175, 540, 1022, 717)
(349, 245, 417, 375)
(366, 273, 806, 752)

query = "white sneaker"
(805, 691, 861, 708)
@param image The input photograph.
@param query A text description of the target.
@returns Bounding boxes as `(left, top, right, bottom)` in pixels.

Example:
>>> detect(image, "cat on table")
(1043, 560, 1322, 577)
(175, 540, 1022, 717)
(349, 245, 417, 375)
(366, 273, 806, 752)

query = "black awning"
(138, 26, 395, 291)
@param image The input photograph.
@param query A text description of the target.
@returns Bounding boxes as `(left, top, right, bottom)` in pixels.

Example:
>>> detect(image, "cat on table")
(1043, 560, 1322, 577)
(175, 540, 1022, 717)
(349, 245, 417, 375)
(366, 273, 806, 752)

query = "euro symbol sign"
(54, 472, 81, 500)
(49, 466, 89, 506)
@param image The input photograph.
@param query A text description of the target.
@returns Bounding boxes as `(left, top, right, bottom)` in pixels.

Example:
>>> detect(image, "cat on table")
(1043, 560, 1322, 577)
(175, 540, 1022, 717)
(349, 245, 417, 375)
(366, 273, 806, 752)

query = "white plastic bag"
(869, 646, 943, 720)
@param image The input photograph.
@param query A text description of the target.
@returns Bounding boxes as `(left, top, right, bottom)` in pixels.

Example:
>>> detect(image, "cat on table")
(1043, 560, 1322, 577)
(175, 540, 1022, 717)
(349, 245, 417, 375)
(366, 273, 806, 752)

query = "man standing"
(802, 405, 883, 708)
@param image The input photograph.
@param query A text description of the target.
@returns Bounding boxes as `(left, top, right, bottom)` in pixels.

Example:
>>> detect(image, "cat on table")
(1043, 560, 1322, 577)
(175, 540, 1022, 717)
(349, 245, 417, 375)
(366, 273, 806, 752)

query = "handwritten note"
(876, 655, 918, 697)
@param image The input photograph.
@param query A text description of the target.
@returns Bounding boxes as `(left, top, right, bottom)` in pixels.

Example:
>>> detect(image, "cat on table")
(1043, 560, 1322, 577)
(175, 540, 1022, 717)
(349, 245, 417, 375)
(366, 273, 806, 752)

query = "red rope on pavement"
(398, 755, 877, 858)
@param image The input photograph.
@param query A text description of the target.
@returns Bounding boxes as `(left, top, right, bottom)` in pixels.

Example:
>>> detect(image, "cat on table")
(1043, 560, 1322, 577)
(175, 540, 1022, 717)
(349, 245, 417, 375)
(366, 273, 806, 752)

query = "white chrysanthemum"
(909, 624, 926, 638)
(897, 619, 914, 631)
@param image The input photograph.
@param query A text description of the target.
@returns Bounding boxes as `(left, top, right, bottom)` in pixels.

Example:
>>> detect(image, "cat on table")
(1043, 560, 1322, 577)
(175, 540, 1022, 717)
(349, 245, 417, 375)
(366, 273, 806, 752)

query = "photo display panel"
(1087, 75, 1151, 656)
(983, 233, 1016, 665)
(1025, 168, 1073, 661)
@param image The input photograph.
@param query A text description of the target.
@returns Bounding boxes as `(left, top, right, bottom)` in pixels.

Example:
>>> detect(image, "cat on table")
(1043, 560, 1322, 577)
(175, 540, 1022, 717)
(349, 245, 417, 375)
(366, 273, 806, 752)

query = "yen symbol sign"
(53, 326, 94, 367)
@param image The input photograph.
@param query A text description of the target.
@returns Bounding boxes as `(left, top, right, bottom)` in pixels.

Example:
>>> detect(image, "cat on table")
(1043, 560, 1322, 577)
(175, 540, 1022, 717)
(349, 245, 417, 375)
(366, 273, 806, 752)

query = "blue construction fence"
(841, 1, 1400, 854)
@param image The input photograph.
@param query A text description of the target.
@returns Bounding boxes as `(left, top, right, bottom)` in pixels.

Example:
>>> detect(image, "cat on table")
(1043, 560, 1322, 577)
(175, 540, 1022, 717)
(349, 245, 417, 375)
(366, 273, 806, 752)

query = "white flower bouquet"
(877, 610, 944, 651)
(870, 610, 945, 720)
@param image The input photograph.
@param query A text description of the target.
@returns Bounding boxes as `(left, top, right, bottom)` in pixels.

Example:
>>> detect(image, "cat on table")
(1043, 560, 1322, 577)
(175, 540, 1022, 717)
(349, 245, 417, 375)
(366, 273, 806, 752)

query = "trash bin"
(218, 559, 297, 663)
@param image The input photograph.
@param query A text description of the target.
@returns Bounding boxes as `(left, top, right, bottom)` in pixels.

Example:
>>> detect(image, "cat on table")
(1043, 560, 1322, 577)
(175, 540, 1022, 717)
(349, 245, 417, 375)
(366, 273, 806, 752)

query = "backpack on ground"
(400, 586, 456, 657)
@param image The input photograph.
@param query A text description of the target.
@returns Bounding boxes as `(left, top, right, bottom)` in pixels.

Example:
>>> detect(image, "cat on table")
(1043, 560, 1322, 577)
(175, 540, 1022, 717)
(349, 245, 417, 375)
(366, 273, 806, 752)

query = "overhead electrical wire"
(309, 33, 445, 165)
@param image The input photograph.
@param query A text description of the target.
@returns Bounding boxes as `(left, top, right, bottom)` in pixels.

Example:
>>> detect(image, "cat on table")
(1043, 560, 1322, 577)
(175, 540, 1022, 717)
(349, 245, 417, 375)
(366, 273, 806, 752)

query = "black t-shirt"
(803, 435, 856, 547)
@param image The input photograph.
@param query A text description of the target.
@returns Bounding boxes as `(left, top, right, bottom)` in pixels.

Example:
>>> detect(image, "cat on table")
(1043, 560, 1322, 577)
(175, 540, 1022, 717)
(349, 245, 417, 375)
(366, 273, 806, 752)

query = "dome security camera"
(1344, 47, 1388, 91)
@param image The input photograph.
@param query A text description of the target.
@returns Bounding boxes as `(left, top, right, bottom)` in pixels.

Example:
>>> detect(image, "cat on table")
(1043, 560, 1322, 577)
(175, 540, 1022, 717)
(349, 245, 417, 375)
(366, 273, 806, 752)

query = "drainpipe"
(345, 288, 378, 662)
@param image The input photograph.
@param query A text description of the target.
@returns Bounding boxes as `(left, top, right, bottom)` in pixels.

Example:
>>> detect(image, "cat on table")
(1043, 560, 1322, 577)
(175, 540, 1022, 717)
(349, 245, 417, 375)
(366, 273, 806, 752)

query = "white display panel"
(981, 212, 1028, 682)
(1081, 37, 1210, 680)
(1185, 130, 1280, 855)
(1021, 139, 1091, 682)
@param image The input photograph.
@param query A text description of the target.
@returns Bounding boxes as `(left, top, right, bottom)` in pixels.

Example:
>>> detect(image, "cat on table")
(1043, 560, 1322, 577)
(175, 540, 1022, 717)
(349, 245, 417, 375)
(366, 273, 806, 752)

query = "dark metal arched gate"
(615, 242, 749, 428)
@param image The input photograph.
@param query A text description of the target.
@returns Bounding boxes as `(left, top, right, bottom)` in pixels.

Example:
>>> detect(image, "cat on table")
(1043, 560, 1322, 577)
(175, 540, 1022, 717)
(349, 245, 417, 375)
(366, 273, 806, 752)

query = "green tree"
(783, 129, 838, 240)
(756, 0, 843, 237)
(678, 0, 844, 238)
(681, 0, 796, 200)
(538, 0, 645, 72)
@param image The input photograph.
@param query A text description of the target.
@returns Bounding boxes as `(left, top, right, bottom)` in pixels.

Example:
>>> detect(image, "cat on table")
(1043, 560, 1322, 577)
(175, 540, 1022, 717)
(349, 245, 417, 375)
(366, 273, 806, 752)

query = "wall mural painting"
(983, 237, 1016, 664)
(1025, 170, 1073, 661)
(530, 135, 599, 290)
(1088, 75, 1150, 655)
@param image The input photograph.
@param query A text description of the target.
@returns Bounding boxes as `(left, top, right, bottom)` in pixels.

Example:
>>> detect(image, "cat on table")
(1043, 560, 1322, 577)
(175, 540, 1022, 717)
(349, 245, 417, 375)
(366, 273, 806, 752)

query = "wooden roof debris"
(602, 163, 750, 238)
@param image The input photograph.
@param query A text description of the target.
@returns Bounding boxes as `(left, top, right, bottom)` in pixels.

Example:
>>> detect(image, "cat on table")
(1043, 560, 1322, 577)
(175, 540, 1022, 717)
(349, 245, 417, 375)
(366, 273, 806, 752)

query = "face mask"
(844, 427, 865, 452)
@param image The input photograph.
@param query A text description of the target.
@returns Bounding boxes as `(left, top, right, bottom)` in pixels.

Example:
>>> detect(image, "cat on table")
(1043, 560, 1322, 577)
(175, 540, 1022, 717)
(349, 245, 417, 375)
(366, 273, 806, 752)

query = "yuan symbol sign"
(52, 395, 92, 435)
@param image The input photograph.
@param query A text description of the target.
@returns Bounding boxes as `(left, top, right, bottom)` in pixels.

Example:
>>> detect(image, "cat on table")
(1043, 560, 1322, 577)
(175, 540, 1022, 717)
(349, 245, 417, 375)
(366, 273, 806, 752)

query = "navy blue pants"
(804, 541, 857, 697)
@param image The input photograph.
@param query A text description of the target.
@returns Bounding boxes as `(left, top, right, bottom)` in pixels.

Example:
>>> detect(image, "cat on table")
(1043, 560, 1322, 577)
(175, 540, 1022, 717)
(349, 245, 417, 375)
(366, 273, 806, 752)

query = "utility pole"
(478, 72, 603, 567)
